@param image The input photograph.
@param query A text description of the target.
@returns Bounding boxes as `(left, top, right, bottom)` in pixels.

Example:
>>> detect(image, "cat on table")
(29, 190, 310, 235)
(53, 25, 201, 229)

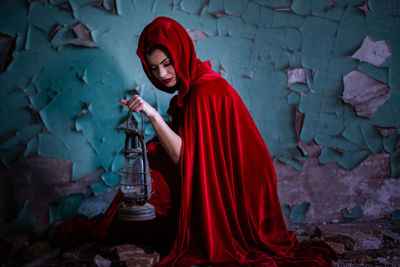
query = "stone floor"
(0, 219, 399, 266)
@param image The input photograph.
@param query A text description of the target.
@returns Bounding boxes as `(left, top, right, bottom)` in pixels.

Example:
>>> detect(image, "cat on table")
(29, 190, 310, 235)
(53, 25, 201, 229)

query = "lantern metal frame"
(117, 112, 155, 221)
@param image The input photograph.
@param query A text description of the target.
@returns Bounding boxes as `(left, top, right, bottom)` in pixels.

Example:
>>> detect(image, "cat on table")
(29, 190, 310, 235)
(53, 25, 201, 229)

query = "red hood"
(136, 17, 200, 107)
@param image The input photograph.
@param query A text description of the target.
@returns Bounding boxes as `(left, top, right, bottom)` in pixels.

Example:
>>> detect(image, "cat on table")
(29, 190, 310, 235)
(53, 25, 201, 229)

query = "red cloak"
(136, 17, 336, 266)
(58, 17, 336, 266)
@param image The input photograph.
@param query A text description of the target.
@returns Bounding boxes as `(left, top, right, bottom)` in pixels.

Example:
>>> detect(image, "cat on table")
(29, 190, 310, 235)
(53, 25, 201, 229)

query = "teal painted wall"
(0, 0, 399, 227)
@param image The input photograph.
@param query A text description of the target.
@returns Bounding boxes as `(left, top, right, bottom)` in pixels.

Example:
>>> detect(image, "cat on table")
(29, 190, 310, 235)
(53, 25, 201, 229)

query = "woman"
(59, 17, 336, 266)
(121, 17, 336, 266)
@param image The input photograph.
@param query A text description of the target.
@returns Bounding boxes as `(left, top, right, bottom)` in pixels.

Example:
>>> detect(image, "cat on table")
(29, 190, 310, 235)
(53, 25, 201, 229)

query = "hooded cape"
(57, 17, 336, 266)
(136, 17, 336, 266)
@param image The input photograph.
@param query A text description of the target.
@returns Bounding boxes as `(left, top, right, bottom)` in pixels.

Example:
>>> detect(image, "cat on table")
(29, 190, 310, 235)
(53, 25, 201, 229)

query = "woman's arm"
(120, 96, 182, 165)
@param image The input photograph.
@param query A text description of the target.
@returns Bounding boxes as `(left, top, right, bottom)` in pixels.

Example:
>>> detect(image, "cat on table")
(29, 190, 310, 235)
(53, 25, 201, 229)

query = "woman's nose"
(159, 67, 167, 78)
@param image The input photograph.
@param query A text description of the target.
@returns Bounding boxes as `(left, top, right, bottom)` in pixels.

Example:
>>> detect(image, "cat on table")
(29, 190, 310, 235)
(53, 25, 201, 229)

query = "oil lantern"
(118, 112, 155, 221)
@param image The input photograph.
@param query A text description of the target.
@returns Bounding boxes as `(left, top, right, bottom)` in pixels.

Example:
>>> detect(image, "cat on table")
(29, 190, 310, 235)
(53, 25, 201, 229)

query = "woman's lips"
(162, 78, 173, 84)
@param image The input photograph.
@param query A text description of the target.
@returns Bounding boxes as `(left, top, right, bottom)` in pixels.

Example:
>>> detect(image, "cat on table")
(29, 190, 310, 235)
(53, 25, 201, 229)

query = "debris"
(317, 223, 383, 250)
(325, 241, 345, 255)
(1, 220, 399, 266)
(112, 244, 159, 266)
(93, 254, 112, 267)
(124, 252, 160, 266)
(112, 243, 145, 259)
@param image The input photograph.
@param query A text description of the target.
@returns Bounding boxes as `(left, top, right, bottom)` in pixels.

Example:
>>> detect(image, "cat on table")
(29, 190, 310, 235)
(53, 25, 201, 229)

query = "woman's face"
(145, 48, 179, 88)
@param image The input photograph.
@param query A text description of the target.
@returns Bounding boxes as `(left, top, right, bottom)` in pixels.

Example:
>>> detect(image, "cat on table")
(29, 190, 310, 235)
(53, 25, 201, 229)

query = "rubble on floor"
(0, 219, 399, 266)
(0, 234, 161, 267)
(288, 219, 400, 266)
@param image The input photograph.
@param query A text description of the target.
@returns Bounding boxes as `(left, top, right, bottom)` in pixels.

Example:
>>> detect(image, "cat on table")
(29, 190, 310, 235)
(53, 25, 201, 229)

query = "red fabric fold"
(156, 61, 336, 266)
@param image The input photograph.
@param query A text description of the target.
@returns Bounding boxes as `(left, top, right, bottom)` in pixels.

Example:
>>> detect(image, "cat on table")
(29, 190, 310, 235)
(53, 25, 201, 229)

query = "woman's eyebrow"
(159, 57, 170, 64)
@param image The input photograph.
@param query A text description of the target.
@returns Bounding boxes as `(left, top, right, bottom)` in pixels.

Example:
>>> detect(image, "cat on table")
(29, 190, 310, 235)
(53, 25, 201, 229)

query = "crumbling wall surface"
(0, 0, 399, 232)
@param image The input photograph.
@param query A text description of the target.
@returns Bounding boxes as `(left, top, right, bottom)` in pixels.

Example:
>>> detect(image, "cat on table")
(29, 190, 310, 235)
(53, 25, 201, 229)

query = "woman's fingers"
(128, 96, 145, 113)
(127, 95, 139, 105)
(131, 96, 144, 112)
(121, 95, 155, 118)
(121, 95, 140, 111)
(130, 100, 143, 113)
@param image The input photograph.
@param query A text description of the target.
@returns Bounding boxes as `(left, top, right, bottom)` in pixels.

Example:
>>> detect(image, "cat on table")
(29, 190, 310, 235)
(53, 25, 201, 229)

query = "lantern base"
(117, 202, 156, 221)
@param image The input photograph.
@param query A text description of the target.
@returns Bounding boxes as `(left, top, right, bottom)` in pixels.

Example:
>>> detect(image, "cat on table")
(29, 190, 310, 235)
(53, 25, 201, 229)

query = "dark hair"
(145, 45, 170, 57)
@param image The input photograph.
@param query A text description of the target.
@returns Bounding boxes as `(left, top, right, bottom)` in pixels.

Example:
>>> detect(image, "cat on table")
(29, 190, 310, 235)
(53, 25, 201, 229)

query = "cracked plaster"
(342, 70, 390, 119)
(352, 36, 392, 67)
(0, 0, 399, 228)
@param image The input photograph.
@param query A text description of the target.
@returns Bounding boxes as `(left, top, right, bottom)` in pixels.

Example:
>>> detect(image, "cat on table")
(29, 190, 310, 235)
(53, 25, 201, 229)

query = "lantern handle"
(138, 112, 149, 201)
(140, 112, 144, 133)
(124, 111, 145, 139)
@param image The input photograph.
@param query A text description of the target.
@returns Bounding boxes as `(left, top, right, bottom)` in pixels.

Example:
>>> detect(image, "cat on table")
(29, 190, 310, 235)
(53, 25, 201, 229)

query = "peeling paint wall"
(0, 0, 399, 231)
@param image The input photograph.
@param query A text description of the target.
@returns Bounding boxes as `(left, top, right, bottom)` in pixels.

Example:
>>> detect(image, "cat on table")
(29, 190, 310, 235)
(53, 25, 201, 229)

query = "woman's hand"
(120, 95, 182, 165)
(120, 95, 157, 119)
